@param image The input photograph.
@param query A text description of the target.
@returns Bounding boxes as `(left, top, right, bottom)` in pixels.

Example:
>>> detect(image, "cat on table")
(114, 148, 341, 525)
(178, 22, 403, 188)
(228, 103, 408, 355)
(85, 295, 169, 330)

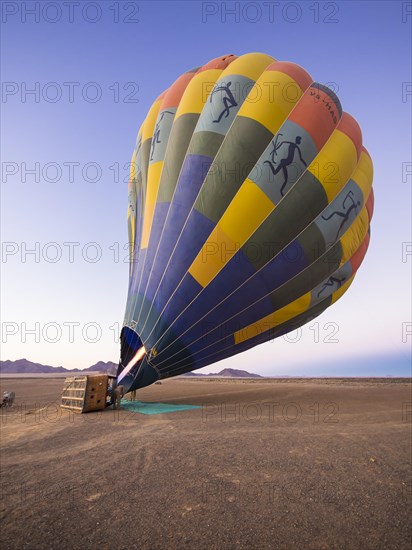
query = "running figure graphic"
(264, 135, 307, 196)
(269, 133, 283, 163)
(150, 110, 174, 160)
(210, 81, 238, 123)
(322, 190, 361, 242)
(317, 275, 346, 298)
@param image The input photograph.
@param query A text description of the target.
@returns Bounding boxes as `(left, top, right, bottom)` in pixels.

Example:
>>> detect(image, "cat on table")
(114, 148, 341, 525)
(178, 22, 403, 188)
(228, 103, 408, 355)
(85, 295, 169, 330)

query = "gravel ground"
(0, 377, 411, 550)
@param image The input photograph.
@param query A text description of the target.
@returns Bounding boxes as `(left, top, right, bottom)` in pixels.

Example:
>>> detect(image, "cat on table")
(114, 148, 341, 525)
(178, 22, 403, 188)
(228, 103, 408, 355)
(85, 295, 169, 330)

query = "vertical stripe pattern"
(117, 53, 374, 392)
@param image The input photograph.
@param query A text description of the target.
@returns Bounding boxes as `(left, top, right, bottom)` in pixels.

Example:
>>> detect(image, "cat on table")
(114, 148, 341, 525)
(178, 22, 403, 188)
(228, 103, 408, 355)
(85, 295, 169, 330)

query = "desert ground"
(0, 377, 411, 550)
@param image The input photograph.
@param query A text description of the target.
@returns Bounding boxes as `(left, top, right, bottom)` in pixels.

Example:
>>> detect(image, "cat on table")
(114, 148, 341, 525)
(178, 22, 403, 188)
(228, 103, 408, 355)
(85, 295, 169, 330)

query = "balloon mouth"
(116, 326, 160, 392)
(117, 345, 146, 384)
(116, 326, 146, 384)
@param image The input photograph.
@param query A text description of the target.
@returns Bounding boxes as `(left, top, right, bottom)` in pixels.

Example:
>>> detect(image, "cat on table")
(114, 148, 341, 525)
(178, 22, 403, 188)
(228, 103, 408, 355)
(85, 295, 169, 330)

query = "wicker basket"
(61, 375, 109, 412)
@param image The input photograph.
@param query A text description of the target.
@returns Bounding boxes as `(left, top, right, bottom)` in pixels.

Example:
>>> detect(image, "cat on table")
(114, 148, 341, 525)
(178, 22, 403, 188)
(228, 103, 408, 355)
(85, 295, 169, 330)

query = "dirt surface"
(1, 377, 411, 549)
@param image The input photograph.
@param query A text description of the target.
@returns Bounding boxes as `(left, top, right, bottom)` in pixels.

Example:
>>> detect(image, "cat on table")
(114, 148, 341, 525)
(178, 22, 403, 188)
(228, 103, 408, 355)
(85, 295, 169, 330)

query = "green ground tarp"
(120, 399, 200, 415)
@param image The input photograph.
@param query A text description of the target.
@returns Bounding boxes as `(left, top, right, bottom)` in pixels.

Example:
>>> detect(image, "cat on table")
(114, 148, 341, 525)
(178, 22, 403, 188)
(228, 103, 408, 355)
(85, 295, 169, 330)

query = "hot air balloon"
(116, 53, 374, 393)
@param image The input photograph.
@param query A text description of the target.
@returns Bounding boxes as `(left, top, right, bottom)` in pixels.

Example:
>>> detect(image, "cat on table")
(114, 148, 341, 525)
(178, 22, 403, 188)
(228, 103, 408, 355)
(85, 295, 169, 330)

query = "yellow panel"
(142, 99, 162, 142)
(189, 179, 275, 287)
(175, 53, 276, 119)
(307, 129, 358, 202)
(128, 140, 140, 254)
(351, 150, 374, 202)
(234, 293, 311, 345)
(176, 54, 275, 120)
(331, 275, 354, 304)
(175, 69, 223, 117)
(141, 161, 163, 249)
(238, 70, 304, 134)
(190, 225, 236, 288)
(220, 179, 275, 241)
(340, 207, 370, 265)
(128, 216, 135, 260)
(222, 52, 275, 81)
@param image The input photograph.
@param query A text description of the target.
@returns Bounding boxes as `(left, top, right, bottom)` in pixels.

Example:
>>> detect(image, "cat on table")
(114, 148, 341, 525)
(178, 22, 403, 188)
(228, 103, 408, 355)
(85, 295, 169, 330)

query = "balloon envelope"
(117, 53, 374, 393)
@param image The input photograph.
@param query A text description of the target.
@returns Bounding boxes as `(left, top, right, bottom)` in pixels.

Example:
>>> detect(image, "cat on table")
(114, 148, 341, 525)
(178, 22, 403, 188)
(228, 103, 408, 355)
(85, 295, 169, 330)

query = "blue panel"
(141, 154, 213, 308)
(156, 273, 202, 338)
(152, 239, 308, 359)
(260, 239, 308, 287)
(148, 209, 215, 314)
(123, 326, 143, 350)
(154, 249, 265, 353)
(186, 299, 331, 373)
(170, 250, 259, 343)
(128, 203, 169, 324)
(139, 202, 170, 293)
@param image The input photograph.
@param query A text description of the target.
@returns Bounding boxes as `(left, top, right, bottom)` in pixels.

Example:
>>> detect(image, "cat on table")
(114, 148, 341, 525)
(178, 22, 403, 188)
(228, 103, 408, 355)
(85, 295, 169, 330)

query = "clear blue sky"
(1, 1, 411, 375)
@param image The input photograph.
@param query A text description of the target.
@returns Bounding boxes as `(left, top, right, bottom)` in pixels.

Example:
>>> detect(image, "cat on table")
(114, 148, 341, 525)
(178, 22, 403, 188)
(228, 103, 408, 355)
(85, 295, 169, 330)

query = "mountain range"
(0, 359, 261, 378)
(0, 358, 117, 375)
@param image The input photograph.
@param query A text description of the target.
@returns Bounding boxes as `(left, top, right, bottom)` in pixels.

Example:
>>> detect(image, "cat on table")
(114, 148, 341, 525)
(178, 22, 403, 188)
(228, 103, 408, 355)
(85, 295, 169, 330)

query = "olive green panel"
(269, 242, 343, 311)
(157, 113, 199, 203)
(194, 116, 273, 223)
(243, 171, 328, 270)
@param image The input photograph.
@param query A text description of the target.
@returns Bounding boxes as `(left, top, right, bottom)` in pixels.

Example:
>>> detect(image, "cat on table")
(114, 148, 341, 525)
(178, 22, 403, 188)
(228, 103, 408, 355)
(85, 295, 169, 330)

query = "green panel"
(243, 171, 328, 270)
(194, 116, 273, 223)
(157, 113, 199, 203)
(269, 242, 343, 310)
(187, 130, 225, 159)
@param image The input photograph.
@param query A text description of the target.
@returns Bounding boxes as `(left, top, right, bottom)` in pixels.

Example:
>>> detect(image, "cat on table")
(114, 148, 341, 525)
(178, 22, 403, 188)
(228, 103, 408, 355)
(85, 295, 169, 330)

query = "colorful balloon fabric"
(117, 53, 374, 392)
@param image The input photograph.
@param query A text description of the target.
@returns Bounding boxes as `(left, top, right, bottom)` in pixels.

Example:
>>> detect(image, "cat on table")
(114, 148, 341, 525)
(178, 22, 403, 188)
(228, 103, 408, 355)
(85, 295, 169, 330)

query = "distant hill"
(0, 359, 70, 374)
(183, 368, 262, 378)
(84, 361, 117, 375)
(0, 358, 117, 375)
(215, 368, 262, 378)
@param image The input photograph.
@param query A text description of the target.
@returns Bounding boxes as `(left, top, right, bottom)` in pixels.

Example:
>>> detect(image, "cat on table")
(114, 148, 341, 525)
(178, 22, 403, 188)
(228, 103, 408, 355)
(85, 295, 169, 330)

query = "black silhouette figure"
(264, 136, 307, 196)
(150, 111, 174, 160)
(317, 275, 346, 298)
(322, 190, 361, 242)
(269, 133, 283, 163)
(210, 81, 238, 123)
